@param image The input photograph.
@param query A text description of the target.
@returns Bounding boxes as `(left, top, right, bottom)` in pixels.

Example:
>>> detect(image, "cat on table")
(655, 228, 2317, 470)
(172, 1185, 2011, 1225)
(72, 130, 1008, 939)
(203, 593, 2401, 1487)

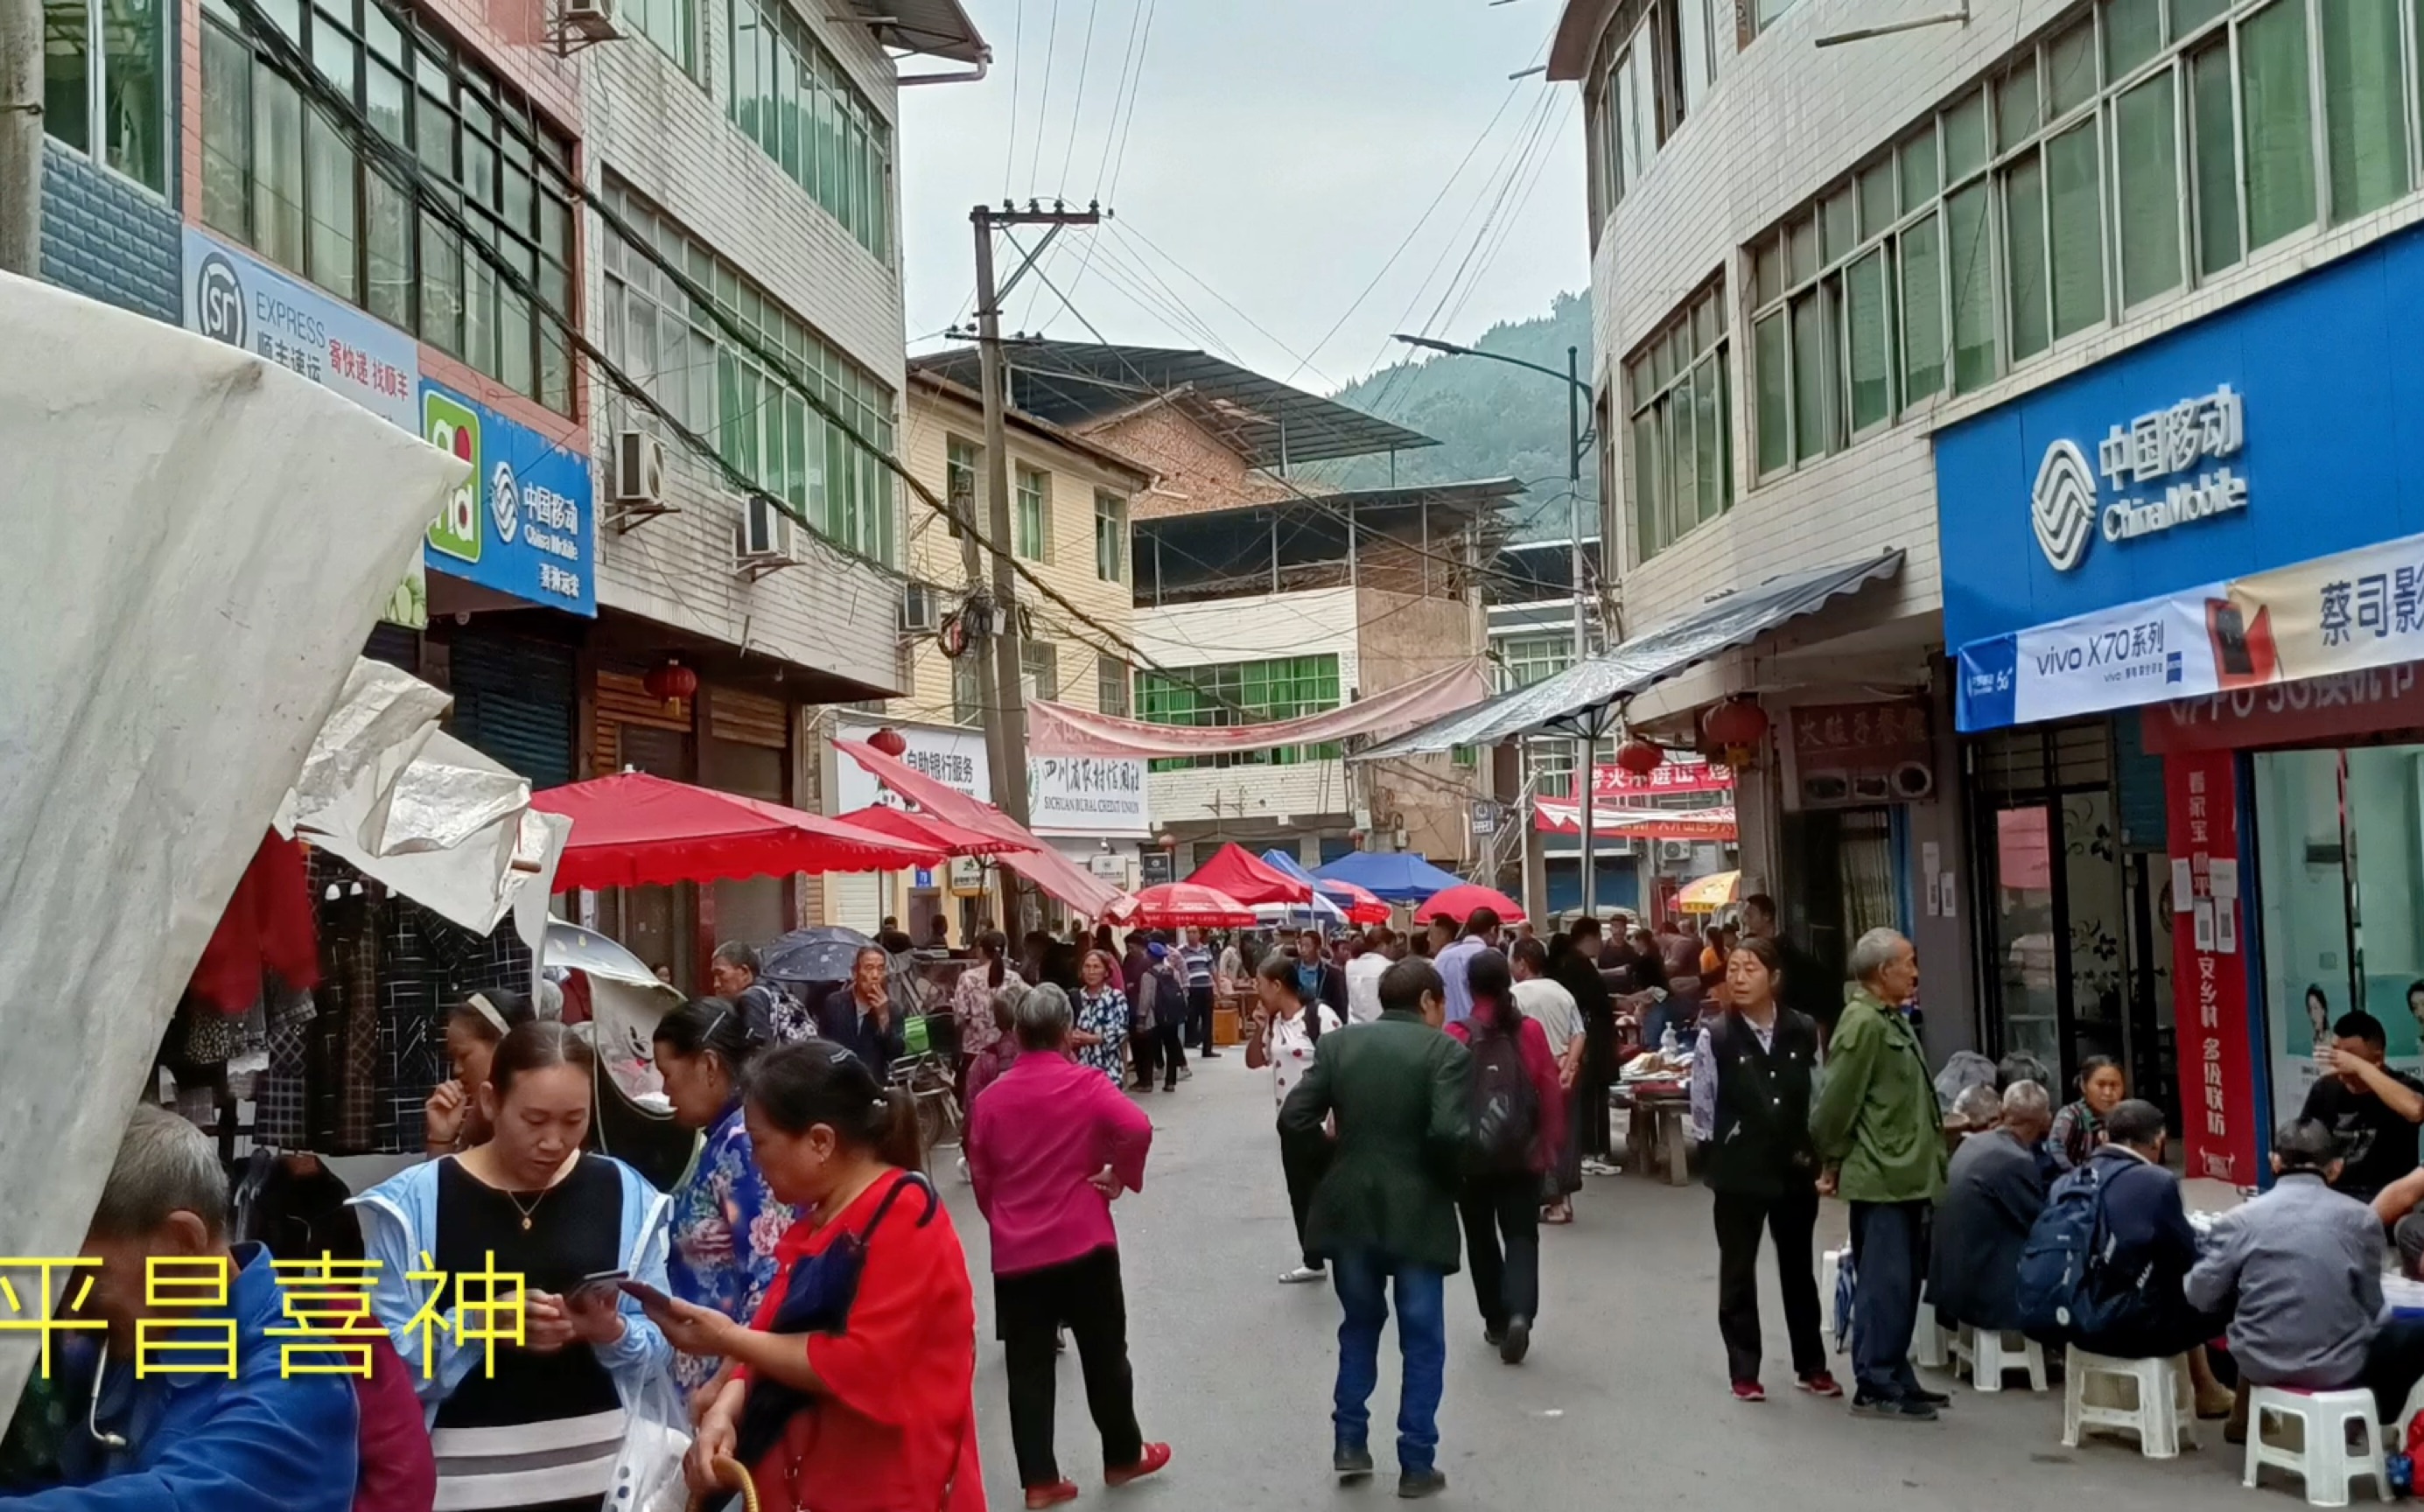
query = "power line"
(1022, 0, 1063, 191)
(1000, 0, 1026, 192)
(1054, 0, 1103, 194)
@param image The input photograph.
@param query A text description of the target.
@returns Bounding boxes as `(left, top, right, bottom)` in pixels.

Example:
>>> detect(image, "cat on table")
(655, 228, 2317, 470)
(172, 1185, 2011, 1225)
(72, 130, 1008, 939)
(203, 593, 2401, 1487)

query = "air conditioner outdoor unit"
(900, 582, 940, 634)
(561, 0, 616, 37)
(736, 492, 799, 579)
(1659, 839, 1694, 861)
(614, 429, 665, 507)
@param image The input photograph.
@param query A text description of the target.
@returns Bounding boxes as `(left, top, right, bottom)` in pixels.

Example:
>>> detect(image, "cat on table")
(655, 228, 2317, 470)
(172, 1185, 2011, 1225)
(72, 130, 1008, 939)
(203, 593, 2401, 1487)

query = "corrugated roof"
(842, 0, 987, 63)
(1356, 551, 1906, 756)
(911, 342, 1437, 468)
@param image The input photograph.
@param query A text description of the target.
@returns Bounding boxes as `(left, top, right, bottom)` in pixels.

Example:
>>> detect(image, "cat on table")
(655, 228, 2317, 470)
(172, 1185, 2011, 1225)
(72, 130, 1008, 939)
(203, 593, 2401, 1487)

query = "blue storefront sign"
(417, 381, 596, 617)
(1937, 220, 2424, 730)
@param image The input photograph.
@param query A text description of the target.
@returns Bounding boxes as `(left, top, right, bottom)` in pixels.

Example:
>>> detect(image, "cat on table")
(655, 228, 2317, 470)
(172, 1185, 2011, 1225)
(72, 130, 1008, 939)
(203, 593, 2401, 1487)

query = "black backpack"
(1466, 1019, 1539, 1174)
(2016, 1158, 2143, 1343)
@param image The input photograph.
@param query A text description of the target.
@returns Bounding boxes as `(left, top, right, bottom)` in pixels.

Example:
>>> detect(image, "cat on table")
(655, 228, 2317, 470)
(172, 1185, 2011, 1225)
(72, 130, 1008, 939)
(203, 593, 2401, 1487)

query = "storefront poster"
(1028, 756, 1151, 837)
(2166, 749, 2259, 1186)
(418, 381, 596, 616)
(2140, 662, 2424, 754)
(1593, 754, 1734, 796)
(835, 723, 991, 813)
(1783, 699, 1932, 808)
(1958, 586, 2221, 730)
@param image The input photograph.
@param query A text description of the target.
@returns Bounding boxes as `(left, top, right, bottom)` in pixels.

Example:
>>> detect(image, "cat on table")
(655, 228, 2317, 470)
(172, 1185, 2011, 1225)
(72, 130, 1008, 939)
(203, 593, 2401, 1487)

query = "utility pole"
(969, 200, 1101, 929)
(0, 0, 39, 276)
(1566, 342, 1597, 924)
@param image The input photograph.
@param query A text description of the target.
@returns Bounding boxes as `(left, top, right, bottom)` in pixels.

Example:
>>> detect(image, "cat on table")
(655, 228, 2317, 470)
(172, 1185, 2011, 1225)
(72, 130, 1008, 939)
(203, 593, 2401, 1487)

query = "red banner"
(2140, 662, 2424, 753)
(1593, 754, 1734, 796)
(2166, 749, 2259, 1186)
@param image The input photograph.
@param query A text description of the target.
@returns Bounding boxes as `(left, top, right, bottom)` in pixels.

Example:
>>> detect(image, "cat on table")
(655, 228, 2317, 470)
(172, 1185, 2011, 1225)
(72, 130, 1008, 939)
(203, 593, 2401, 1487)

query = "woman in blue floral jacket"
(652, 998, 797, 1399)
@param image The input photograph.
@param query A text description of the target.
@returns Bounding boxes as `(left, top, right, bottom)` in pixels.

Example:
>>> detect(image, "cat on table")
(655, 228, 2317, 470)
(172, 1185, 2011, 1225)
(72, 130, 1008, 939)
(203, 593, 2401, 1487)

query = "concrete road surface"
(940, 1054, 2265, 1511)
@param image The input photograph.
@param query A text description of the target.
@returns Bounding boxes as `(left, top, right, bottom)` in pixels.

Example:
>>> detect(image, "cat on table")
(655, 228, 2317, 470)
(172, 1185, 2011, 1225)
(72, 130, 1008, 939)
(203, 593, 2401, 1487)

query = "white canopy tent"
(0, 272, 466, 1409)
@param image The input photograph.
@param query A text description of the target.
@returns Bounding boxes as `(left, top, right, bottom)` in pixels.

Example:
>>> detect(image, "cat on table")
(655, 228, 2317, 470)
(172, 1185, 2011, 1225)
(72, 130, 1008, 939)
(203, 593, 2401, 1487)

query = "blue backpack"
(2015, 1158, 2145, 1341)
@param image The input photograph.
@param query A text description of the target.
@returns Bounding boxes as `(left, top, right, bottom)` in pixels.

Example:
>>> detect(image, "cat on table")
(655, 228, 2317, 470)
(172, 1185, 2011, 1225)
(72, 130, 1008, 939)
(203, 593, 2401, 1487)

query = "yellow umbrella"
(1676, 870, 1741, 913)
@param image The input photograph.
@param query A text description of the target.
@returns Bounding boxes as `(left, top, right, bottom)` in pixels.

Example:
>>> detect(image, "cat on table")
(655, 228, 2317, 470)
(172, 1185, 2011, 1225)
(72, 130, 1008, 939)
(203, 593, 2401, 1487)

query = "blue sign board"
(417, 381, 596, 617)
(1936, 220, 2424, 654)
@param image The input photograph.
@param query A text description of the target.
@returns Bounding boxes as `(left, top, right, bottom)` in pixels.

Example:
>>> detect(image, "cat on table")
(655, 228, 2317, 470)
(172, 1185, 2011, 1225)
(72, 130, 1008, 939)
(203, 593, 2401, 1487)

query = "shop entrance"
(2252, 745, 2424, 1115)
(1967, 720, 2177, 1116)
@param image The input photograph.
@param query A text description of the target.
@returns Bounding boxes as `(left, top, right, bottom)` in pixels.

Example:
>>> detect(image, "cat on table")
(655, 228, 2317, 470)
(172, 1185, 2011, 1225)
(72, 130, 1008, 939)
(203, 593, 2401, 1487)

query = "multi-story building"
(913, 340, 1506, 878)
(34, 0, 984, 984)
(1552, 0, 2424, 1179)
(821, 365, 1155, 942)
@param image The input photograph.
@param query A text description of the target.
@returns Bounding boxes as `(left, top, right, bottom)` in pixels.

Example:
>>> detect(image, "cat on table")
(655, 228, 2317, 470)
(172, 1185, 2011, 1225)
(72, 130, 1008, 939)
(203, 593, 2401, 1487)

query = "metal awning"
(842, 0, 988, 62)
(1358, 550, 1906, 757)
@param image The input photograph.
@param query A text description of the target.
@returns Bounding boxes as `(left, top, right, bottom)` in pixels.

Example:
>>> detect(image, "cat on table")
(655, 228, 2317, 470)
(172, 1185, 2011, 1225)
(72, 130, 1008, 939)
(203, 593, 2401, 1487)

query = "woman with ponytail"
(653, 998, 796, 1400)
(952, 929, 1023, 1075)
(647, 1041, 984, 1512)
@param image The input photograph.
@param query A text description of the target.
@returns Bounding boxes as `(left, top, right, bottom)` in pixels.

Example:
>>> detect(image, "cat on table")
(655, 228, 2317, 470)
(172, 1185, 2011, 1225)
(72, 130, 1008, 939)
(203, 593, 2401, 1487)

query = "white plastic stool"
(2244, 1385, 2389, 1506)
(1818, 1249, 1844, 1354)
(2063, 1351, 2197, 1460)
(1911, 1310, 1950, 1370)
(1951, 1326, 2048, 1393)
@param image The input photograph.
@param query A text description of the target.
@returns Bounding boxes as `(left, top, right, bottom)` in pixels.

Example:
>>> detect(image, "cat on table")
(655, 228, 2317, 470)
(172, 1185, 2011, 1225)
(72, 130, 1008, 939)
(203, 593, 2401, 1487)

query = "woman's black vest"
(1703, 1009, 1820, 1198)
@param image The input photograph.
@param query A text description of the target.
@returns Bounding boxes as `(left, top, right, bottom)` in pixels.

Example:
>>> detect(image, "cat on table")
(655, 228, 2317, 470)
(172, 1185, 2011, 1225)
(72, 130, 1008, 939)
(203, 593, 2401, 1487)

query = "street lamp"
(1395, 332, 1603, 920)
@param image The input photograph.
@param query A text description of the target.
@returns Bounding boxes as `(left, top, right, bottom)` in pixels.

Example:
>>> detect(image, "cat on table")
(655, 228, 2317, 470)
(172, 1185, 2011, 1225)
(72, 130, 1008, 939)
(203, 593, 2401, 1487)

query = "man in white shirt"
(1512, 937, 1586, 1222)
(1344, 933, 1396, 1025)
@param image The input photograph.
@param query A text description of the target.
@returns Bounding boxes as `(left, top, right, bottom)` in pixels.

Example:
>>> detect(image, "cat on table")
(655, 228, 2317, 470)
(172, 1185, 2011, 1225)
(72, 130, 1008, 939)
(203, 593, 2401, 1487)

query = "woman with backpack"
(1250, 952, 1342, 1284)
(1687, 936, 1838, 1404)
(1445, 949, 1566, 1365)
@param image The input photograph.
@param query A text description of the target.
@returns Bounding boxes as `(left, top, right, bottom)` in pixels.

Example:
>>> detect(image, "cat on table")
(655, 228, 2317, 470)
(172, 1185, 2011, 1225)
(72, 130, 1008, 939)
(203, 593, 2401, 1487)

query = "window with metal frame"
(1094, 490, 1128, 582)
(1623, 276, 1730, 564)
(42, 0, 166, 192)
(1015, 465, 1050, 562)
(724, 0, 893, 262)
(1135, 654, 1342, 771)
(199, 0, 575, 410)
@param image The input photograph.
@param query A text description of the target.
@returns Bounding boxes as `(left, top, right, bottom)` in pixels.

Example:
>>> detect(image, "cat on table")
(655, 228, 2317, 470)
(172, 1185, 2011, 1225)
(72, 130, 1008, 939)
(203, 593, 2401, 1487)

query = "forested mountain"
(1321, 292, 1597, 544)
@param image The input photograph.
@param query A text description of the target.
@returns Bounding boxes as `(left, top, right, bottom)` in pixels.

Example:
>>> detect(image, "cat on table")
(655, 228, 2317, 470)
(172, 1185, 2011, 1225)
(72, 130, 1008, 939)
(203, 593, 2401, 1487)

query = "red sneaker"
(1797, 1372, 1845, 1398)
(1025, 1480, 1080, 1509)
(1731, 1379, 1766, 1403)
(1106, 1443, 1173, 1488)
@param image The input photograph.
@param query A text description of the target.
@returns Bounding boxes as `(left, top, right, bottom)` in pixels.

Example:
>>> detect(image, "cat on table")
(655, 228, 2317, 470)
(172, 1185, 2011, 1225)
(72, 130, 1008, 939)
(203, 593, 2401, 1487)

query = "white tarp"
(0, 272, 464, 1405)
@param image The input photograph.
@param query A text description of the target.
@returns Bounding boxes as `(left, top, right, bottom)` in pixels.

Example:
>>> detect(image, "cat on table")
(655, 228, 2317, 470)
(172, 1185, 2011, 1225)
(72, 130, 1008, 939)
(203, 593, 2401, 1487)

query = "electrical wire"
(1053, 0, 1103, 193)
(1022, 0, 1063, 191)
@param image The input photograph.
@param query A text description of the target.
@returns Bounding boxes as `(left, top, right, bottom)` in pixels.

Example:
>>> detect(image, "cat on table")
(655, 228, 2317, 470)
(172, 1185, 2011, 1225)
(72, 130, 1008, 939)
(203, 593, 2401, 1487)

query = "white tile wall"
(581, 6, 907, 690)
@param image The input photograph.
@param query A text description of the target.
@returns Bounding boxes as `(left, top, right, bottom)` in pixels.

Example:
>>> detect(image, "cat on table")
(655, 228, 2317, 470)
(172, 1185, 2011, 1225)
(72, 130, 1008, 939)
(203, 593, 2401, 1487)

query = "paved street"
(943, 1054, 2259, 1512)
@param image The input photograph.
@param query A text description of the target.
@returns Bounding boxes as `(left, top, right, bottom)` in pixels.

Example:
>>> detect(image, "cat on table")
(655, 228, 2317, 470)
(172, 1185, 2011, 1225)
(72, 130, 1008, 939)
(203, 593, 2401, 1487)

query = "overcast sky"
(895, 0, 1589, 396)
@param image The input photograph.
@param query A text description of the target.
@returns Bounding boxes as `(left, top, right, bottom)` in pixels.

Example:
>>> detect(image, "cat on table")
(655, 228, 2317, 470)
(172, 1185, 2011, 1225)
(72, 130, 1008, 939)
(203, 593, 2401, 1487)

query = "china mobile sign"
(2031, 384, 2246, 570)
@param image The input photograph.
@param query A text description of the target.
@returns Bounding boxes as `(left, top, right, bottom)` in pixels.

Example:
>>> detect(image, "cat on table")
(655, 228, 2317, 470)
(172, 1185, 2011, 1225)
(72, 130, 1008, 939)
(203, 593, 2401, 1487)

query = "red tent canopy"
(534, 772, 937, 892)
(1413, 881, 1526, 925)
(831, 738, 1124, 917)
(1107, 883, 1258, 928)
(1183, 842, 1314, 907)
(832, 804, 1026, 858)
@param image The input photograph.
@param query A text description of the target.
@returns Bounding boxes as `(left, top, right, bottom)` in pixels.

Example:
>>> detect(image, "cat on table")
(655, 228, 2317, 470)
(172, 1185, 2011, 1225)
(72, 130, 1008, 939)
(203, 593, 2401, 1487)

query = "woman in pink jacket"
(965, 982, 1173, 1509)
(1446, 948, 1567, 1366)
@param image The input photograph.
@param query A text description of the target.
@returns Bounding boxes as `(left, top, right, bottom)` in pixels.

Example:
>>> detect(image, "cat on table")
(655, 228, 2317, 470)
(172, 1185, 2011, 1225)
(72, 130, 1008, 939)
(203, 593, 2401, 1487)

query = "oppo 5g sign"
(2030, 384, 2249, 571)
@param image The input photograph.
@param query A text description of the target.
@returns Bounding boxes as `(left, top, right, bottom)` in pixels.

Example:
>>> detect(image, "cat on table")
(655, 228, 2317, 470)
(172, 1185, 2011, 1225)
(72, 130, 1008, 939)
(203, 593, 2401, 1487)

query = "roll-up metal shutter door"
(450, 633, 577, 788)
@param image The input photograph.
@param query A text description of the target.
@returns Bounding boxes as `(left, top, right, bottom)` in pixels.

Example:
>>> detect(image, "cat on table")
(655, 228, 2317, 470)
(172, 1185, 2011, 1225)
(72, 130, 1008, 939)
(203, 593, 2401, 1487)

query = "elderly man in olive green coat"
(1811, 927, 1950, 1422)
(1279, 956, 1471, 1499)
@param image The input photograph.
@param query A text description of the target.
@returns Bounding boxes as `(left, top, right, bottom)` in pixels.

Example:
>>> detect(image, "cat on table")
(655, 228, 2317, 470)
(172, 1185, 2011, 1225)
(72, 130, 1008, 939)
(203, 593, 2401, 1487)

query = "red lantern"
(868, 726, 910, 758)
(641, 659, 697, 706)
(1615, 738, 1665, 775)
(1704, 697, 1770, 749)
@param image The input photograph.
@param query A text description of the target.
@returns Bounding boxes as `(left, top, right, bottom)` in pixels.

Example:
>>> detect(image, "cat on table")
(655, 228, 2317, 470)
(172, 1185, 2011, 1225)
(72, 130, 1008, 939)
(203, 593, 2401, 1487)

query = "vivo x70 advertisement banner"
(1958, 528, 2424, 731)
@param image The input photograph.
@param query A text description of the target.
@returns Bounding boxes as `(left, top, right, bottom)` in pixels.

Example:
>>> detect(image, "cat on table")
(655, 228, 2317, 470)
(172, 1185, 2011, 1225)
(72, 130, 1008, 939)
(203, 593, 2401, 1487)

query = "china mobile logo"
(2031, 439, 2096, 571)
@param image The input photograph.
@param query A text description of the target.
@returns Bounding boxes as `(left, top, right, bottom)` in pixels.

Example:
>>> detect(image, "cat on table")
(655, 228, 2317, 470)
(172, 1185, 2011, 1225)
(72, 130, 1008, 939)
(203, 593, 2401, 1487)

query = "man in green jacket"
(1280, 956, 1471, 1500)
(1810, 927, 1948, 1422)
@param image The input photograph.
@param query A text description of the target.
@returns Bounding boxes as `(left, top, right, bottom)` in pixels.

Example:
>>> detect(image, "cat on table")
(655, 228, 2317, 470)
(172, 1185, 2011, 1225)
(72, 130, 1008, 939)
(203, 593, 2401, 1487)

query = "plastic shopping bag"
(607, 1369, 694, 1512)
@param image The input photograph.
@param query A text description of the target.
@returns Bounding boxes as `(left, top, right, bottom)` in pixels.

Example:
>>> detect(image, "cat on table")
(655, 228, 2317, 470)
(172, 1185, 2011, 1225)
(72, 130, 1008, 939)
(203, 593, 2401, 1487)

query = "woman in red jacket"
(1446, 948, 1566, 1367)
(648, 1040, 984, 1512)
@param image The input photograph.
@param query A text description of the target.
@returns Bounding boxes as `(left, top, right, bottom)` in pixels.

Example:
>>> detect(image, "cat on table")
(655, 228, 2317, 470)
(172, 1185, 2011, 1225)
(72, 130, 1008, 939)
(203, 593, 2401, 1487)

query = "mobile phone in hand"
(616, 1278, 674, 1312)
(571, 1269, 628, 1305)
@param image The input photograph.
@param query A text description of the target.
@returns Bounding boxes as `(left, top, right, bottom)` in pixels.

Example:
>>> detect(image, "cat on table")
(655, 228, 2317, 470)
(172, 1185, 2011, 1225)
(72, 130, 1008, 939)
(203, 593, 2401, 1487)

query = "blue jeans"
(1331, 1250, 1446, 1474)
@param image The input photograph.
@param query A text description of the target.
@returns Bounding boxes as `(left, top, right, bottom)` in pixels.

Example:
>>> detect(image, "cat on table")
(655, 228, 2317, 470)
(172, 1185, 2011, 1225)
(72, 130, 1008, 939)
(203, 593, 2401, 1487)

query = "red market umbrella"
(831, 738, 1124, 917)
(1183, 841, 1314, 906)
(535, 772, 939, 892)
(1414, 881, 1526, 926)
(833, 803, 1026, 858)
(1107, 883, 1260, 928)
